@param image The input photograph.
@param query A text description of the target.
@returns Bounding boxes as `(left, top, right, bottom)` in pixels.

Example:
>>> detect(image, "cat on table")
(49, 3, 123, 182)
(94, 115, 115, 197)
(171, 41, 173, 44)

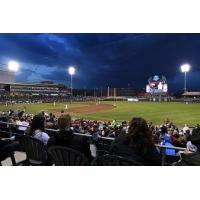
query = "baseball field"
(1, 101, 200, 126)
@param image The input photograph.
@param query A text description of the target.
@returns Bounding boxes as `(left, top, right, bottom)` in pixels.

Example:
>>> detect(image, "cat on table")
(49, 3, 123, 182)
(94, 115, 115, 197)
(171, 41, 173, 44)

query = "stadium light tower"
(181, 64, 190, 93)
(68, 66, 76, 95)
(8, 61, 19, 72)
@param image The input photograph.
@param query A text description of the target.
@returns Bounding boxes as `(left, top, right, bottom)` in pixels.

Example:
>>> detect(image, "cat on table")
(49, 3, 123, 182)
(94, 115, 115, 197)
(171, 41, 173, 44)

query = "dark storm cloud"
(1, 33, 200, 91)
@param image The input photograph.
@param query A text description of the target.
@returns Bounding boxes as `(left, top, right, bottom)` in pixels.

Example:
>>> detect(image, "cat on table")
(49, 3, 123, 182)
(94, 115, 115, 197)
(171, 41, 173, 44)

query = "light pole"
(181, 64, 190, 93)
(68, 66, 76, 96)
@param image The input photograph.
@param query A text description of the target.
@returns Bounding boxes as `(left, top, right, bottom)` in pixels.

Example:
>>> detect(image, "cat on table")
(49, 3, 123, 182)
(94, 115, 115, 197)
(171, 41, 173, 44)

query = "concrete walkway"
(1, 151, 26, 166)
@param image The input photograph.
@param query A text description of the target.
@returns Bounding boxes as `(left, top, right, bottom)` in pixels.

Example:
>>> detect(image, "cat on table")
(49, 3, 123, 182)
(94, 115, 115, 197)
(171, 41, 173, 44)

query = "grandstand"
(1, 82, 68, 96)
(182, 92, 200, 98)
(0, 69, 71, 101)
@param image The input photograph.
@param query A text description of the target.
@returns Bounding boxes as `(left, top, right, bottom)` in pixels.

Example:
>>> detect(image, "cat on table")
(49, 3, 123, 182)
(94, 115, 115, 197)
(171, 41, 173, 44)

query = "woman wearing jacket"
(110, 117, 161, 166)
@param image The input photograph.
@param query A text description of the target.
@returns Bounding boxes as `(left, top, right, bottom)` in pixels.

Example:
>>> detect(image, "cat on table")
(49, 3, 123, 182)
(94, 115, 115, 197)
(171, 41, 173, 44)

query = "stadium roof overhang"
(0, 82, 60, 87)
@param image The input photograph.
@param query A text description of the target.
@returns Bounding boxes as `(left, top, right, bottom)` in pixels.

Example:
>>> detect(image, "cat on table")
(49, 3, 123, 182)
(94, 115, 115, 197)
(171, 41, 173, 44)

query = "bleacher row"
(0, 121, 186, 166)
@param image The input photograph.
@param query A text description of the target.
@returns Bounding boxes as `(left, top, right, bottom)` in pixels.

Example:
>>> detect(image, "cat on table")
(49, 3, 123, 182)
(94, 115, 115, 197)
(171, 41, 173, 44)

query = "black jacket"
(47, 129, 92, 161)
(0, 139, 11, 151)
(0, 139, 19, 156)
(110, 133, 161, 166)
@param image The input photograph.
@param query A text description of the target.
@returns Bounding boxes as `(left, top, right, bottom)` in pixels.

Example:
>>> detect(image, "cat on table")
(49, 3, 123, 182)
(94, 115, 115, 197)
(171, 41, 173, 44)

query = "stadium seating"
(19, 135, 48, 166)
(48, 146, 89, 166)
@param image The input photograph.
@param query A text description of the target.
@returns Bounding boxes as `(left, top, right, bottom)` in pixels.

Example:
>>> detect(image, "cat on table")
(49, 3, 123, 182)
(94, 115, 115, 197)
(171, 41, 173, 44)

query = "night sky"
(0, 33, 200, 92)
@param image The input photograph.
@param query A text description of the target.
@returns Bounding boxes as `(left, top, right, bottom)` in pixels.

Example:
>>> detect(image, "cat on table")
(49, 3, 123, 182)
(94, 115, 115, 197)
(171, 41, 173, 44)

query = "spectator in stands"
(47, 114, 92, 161)
(164, 118, 172, 126)
(110, 117, 161, 166)
(162, 126, 172, 143)
(29, 114, 49, 145)
(26, 116, 32, 126)
(89, 125, 101, 138)
(160, 126, 176, 156)
(177, 135, 200, 166)
(8, 109, 14, 116)
(16, 117, 29, 134)
(163, 136, 176, 156)
(171, 130, 180, 146)
(18, 111, 24, 119)
(101, 126, 109, 137)
(192, 124, 200, 136)
(183, 124, 189, 134)
(186, 135, 198, 153)
(111, 119, 117, 128)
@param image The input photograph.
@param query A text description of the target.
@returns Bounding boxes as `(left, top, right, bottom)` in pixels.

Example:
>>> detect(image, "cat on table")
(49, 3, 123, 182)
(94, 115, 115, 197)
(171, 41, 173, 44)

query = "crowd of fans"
(0, 95, 98, 105)
(1, 109, 200, 166)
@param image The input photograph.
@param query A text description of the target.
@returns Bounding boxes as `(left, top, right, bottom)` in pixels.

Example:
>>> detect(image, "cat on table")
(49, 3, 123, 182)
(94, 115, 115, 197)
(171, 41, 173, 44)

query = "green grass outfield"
(0, 101, 200, 126)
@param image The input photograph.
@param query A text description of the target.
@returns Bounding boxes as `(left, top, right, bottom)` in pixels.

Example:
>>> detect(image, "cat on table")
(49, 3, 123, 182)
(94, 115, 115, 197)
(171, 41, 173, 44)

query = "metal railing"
(0, 121, 187, 166)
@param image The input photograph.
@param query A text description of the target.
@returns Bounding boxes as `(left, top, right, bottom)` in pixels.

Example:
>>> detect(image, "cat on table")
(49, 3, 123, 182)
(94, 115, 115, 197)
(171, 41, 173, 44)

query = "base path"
(49, 103, 116, 116)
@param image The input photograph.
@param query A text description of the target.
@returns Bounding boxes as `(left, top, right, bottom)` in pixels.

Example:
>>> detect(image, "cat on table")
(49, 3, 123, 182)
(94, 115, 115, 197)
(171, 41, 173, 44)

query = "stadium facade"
(0, 70, 69, 97)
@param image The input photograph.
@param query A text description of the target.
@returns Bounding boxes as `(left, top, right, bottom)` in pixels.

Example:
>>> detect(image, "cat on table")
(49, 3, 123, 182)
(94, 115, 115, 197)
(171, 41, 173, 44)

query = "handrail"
(156, 144, 186, 151)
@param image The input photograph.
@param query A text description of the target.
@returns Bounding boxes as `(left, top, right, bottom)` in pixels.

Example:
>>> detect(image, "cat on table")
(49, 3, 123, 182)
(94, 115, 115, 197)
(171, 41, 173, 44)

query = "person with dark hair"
(18, 111, 24, 119)
(110, 117, 161, 166)
(47, 114, 92, 162)
(192, 124, 200, 137)
(8, 109, 14, 117)
(29, 114, 49, 145)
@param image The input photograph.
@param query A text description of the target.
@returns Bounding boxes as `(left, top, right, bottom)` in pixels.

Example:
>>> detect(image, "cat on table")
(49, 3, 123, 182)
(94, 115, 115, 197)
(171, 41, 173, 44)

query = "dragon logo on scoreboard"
(146, 75, 168, 94)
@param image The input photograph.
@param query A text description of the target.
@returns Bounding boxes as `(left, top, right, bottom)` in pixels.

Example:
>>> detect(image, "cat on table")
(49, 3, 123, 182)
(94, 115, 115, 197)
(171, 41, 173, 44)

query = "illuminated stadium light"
(68, 66, 76, 75)
(181, 64, 190, 73)
(68, 66, 76, 96)
(180, 63, 191, 93)
(8, 61, 19, 72)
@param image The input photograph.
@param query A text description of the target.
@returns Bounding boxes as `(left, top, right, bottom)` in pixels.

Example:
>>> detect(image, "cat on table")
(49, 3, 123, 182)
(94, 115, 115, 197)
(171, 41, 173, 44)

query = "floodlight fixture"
(181, 64, 190, 73)
(68, 66, 76, 75)
(68, 66, 76, 95)
(8, 60, 19, 72)
(180, 63, 191, 93)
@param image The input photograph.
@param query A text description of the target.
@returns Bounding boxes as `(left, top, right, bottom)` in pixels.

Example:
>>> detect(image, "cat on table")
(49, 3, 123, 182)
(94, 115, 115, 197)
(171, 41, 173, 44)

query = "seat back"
(92, 154, 143, 166)
(19, 135, 47, 165)
(15, 134, 27, 152)
(48, 146, 89, 166)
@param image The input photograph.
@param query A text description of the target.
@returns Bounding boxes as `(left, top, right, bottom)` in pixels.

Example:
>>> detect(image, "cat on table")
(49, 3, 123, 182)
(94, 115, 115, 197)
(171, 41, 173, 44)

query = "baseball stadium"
(0, 71, 199, 126)
(1, 34, 200, 167)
